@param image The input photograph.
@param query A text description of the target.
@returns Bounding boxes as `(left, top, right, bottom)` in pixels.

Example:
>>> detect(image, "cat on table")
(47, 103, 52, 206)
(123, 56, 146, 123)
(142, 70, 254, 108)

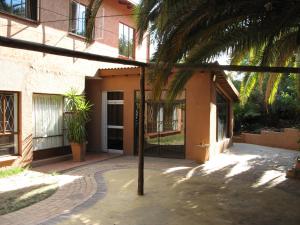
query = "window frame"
(69, 0, 91, 38)
(216, 90, 230, 142)
(0, 91, 20, 156)
(118, 22, 135, 59)
(0, 0, 39, 22)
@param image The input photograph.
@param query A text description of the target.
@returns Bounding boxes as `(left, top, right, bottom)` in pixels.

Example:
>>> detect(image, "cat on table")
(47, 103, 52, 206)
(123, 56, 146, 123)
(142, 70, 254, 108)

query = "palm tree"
(135, 0, 300, 103)
(86, 0, 103, 43)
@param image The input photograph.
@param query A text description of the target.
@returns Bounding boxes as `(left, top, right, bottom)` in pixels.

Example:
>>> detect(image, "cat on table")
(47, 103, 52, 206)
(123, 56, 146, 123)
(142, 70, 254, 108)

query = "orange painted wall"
(241, 128, 300, 150)
(184, 73, 211, 162)
(86, 73, 140, 155)
(86, 69, 235, 163)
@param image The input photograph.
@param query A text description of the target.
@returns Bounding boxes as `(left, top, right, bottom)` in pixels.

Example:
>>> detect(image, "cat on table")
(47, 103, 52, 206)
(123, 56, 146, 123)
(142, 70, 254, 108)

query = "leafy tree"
(234, 74, 300, 133)
(135, 0, 300, 101)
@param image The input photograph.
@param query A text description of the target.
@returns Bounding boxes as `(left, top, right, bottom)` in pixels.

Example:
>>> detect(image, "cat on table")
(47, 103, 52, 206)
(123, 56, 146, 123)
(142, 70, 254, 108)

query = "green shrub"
(64, 89, 92, 144)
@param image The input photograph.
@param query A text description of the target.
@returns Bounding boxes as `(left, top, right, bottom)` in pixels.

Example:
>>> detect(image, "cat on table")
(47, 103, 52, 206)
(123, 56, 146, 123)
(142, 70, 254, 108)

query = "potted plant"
(64, 89, 92, 162)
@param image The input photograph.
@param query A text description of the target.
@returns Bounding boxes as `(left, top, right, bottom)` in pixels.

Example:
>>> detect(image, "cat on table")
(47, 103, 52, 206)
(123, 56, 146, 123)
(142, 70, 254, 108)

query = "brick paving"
(0, 166, 98, 225)
(0, 144, 299, 225)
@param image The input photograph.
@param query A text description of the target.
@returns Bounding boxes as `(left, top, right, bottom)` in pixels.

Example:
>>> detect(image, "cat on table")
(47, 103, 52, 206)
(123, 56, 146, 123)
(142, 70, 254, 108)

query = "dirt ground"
(55, 143, 300, 225)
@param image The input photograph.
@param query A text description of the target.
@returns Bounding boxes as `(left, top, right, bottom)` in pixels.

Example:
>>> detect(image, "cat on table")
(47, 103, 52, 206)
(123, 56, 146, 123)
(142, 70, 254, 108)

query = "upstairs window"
(0, 0, 38, 20)
(70, 1, 87, 37)
(119, 23, 134, 58)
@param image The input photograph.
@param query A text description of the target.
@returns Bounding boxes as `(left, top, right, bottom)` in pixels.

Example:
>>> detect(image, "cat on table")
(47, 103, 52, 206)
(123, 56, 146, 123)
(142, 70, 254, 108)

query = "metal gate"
(134, 91, 186, 159)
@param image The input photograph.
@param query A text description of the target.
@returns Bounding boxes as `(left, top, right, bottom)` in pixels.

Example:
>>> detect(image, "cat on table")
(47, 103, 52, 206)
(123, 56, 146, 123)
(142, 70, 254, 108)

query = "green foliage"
(234, 74, 300, 134)
(135, 0, 300, 101)
(64, 89, 92, 144)
(0, 167, 24, 179)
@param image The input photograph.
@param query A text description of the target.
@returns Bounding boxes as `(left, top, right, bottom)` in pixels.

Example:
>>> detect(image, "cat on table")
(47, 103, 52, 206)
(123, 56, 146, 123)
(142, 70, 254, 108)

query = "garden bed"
(0, 168, 59, 215)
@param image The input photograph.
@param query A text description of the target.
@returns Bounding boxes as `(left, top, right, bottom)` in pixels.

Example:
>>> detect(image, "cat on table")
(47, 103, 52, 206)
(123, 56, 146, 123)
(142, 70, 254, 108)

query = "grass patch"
(0, 183, 58, 215)
(147, 133, 184, 145)
(0, 167, 25, 179)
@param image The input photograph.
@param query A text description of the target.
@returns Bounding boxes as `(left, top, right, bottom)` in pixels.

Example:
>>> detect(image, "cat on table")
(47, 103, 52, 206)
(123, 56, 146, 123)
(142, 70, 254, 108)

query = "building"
(0, 0, 238, 167)
(0, 0, 148, 166)
(86, 67, 239, 163)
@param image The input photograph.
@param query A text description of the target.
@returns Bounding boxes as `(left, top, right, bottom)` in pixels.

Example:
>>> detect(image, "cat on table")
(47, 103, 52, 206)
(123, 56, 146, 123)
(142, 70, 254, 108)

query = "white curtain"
(32, 94, 64, 151)
(157, 107, 164, 132)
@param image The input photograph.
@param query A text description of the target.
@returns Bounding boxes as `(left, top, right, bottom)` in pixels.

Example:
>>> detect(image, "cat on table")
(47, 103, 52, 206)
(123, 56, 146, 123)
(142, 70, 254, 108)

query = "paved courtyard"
(1, 143, 300, 225)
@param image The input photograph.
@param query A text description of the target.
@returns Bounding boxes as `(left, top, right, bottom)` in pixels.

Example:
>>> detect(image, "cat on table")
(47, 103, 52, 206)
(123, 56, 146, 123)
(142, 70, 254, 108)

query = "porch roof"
(215, 70, 239, 102)
(98, 67, 239, 101)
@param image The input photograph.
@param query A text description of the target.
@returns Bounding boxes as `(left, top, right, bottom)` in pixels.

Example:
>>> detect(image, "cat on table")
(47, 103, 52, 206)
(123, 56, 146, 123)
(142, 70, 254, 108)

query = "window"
(216, 92, 229, 141)
(119, 23, 134, 58)
(70, 1, 87, 36)
(0, 0, 37, 20)
(0, 92, 18, 156)
(32, 94, 68, 151)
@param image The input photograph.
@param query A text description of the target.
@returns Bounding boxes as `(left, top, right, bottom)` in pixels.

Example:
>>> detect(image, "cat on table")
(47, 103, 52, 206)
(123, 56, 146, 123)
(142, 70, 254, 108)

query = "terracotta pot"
(70, 142, 86, 162)
(286, 169, 295, 178)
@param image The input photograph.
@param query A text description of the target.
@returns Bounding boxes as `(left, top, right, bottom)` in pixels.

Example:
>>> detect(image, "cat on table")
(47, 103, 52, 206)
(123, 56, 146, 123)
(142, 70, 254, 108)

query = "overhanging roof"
(98, 67, 240, 102)
(215, 70, 239, 102)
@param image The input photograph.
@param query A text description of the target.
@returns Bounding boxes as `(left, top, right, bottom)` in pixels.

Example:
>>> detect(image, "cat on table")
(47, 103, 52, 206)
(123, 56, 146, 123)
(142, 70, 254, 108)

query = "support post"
(138, 66, 145, 196)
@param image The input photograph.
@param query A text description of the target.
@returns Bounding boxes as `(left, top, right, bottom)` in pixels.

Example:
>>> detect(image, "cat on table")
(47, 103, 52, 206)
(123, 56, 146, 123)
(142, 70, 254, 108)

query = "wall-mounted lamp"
(213, 74, 217, 82)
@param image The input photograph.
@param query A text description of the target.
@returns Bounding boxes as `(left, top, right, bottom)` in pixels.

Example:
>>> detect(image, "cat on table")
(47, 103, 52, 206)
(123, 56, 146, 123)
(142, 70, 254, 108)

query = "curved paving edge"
(40, 162, 183, 225)
(40, 164, 135, 225)
(39, 169, 108, 225)
(0, 159, 193, 225)
(0, 166, 99, 225)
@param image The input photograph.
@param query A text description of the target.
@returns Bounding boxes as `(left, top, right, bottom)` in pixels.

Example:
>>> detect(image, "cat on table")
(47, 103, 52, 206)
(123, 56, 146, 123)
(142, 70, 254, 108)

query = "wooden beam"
(174, 63, 300, 74)
(1, 37, 300, 74)
(0, 36, 146, 67)
(138, 66, 145, 196)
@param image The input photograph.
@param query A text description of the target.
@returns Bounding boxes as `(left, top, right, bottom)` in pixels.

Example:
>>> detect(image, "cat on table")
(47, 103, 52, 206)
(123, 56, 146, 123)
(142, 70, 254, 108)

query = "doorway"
(101, 91, 124, 153)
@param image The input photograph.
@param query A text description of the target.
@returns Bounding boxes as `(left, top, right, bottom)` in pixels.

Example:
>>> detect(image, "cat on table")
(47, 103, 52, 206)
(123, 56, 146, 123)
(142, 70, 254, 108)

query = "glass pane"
(119, 24, 125, 56)
(77, 4, 86, 36)
(107, 92, 123, 100)
(0, 0, 36, 19)
(70, 1, 87, 36)
(0, 0, 12, 11)
(70, 1, 78, 32)
(0, 135, 17, 156)
(107, 128, 123, 150)
(5, 95, 14, 132)
(107, 105, 123, 126)
(128, 27, 134, 57)
(12, 0, 25, 17)
(217, 93, 229, 141)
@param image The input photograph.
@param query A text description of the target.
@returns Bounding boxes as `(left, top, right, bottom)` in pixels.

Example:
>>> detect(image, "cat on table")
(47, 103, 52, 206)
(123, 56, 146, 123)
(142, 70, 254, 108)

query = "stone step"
(31, 154, 72, 168)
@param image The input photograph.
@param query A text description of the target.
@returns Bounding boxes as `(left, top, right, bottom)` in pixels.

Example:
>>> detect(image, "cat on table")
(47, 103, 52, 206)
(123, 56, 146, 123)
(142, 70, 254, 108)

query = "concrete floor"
(57, 143, 300, 225)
